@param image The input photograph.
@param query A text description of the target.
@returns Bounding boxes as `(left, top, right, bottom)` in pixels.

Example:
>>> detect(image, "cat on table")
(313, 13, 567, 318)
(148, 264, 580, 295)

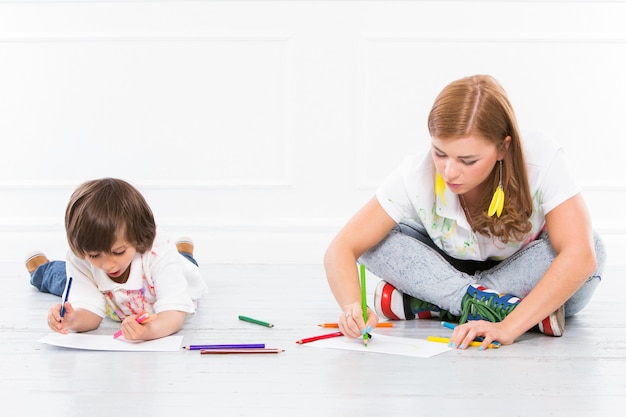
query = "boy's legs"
(29, 260, 68, 297)
(176, 237, 198, 266)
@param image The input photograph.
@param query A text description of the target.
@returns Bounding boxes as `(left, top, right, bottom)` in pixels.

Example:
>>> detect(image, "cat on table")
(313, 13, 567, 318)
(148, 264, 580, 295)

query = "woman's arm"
(453, 193, 598, 347)
(324, 196, 397, 338)
(502, 193, 597, 336)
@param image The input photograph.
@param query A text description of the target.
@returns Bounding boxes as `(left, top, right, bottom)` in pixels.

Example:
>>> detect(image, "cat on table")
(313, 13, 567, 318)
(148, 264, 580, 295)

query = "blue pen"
(60, 276, 73, 319)
(441, 321, 501, 347)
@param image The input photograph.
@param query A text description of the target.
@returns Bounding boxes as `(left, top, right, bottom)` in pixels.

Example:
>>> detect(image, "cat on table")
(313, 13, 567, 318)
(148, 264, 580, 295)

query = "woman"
(324, 74, 605, 349)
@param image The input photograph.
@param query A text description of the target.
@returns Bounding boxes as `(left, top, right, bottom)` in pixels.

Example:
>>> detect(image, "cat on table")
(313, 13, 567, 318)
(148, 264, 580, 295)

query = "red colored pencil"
(296, 331, 344, 345)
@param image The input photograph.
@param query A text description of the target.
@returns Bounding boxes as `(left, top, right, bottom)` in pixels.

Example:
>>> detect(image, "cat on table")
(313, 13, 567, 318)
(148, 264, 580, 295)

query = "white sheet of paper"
(302, 333, 451, 358)
(39, 333, 183, 352)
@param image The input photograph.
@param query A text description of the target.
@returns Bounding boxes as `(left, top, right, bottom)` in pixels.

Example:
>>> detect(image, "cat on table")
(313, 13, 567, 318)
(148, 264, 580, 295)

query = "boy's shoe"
(460, 284, 565, 337)
(373, 280, 459, 322)
(25, 251, 50, 275)
(175, 237, 194, 256)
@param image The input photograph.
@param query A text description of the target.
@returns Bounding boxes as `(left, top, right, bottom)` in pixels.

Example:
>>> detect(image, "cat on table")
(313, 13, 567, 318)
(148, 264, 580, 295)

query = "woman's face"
(431, 134, 506, 197)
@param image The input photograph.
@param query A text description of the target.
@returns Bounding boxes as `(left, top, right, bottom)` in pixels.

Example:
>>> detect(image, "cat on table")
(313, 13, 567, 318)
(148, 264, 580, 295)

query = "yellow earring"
(488, 160, 504, 217)
(435, 173, 446, 206)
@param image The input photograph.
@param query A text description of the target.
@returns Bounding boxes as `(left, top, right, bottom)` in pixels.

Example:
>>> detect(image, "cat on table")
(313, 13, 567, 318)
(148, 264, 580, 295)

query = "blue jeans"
(30, 251, 199, 297)
(359, 220, 607, 317)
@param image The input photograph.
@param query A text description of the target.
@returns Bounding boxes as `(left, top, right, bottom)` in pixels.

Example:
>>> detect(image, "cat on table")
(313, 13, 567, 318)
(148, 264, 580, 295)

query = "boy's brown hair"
(65, 178, 156, 257)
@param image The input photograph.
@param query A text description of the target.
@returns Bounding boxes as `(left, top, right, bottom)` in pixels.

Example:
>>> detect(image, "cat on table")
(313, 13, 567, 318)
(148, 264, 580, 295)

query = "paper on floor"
(39, 333, 183, 352)
(301, 332, 451, 358)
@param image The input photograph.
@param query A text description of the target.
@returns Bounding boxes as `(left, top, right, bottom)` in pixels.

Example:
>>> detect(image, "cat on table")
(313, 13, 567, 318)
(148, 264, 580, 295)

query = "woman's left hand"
(449, 320, 517, 349)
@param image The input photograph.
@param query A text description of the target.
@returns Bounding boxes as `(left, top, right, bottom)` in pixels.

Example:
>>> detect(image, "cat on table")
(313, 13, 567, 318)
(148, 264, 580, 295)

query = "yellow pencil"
(427, 335, 499, 349)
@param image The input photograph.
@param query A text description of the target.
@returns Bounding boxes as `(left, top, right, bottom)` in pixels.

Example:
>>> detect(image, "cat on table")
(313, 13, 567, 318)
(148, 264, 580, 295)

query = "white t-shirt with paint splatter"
(376, 132, 581, 261)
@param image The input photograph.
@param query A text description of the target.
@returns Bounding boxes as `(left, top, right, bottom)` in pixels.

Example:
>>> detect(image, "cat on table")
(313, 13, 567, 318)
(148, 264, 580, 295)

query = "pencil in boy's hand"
(113, 312, 157, 339)
(59, 276, 73, 319)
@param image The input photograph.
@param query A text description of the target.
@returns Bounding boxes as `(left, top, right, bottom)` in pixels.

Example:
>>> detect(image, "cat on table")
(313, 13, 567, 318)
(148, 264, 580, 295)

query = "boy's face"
(84, 237, 137, 279)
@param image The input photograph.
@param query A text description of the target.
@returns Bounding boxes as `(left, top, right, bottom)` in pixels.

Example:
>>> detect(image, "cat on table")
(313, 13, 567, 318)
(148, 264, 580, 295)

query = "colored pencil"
(441, 321, 456, 331)
(427, 335, 499, 349)
(200, 348, 284, 354)
(317, 322, 393, 328)
(360, 264, 368, 347)
(296, 331, 344, 345)
(184, 344, 266, 350)
(113, 312, 157, 339)
(59, 276, 73, 319)
(238, 315, 274, 328)
(440, 321, 501, 347)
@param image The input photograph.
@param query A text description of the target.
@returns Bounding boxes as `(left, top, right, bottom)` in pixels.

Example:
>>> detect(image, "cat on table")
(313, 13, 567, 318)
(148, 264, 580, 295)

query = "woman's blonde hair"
(65, 178, 156, 257)
(427, 75, 532, 243)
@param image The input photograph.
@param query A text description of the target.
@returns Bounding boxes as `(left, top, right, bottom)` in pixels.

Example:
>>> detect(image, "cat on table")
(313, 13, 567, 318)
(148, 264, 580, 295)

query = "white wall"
(1, 0, 625, 266)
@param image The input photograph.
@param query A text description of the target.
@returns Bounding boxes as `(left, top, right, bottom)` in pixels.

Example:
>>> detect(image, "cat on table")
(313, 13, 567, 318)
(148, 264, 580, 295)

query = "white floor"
(1, 261, 624, 417)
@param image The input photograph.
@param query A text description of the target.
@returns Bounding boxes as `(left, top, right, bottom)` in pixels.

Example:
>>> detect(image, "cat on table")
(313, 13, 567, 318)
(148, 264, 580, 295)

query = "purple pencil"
(183, 343, 266, 350)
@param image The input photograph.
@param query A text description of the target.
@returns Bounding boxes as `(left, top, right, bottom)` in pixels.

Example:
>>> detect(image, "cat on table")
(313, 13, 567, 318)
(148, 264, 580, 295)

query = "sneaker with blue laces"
(460, 284, 565, 337)
(374, 280, 459, 322)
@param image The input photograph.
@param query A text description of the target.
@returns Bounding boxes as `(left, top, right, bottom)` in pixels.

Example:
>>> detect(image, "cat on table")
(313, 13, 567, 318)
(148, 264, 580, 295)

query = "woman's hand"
(449, 320, 517, 349)
(339, 302, 379, 339)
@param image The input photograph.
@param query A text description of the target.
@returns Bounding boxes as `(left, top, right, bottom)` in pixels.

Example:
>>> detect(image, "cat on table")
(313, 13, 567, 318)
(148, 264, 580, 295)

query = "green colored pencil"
(360, 264, 369, 347)
(238, 315, 274, 328)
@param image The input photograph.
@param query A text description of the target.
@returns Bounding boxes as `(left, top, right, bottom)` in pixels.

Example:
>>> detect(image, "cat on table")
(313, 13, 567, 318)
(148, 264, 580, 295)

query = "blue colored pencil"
(441, 321, 456, 331)
(60, 276, 73, 319)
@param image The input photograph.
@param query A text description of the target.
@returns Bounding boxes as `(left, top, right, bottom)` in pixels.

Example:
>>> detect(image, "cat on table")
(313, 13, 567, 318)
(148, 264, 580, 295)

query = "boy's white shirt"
(65, 229, 208, 320)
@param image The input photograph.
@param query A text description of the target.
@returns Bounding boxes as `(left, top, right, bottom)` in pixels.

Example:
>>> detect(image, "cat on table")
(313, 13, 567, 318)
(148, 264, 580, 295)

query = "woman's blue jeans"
(359, 220, 607, 317)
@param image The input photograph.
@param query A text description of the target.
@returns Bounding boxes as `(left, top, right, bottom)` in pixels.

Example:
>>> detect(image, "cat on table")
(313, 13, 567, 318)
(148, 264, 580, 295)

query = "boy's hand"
(47, 302, 75, 334)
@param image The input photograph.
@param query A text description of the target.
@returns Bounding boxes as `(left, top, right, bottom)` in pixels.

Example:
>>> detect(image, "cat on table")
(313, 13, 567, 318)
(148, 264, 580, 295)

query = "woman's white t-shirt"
(376, 132, 580, 261)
